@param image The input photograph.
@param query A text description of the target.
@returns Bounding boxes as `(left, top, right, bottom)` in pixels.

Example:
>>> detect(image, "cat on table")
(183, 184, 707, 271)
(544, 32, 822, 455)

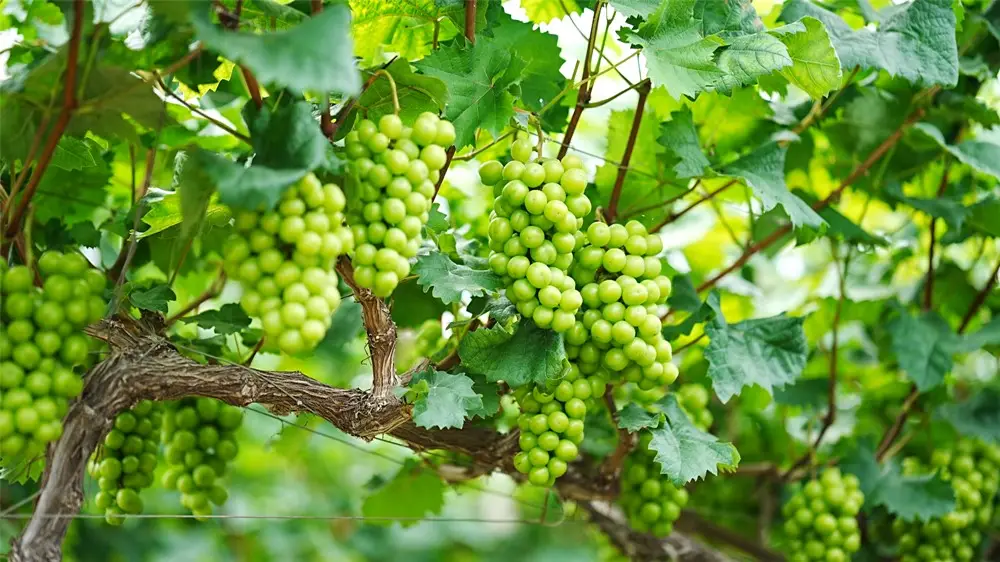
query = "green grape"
(892, 438, 1000, 562)
(160, 398, 243, 519)
(619, 430, 689, 537)
(87, 401, 162, 525)
(482, 141, 592, 334)
(345, 112, 454, 298)
(780, 468, 864, 562)
(223, 174, 352, 355)
(0, 252, 106, 466)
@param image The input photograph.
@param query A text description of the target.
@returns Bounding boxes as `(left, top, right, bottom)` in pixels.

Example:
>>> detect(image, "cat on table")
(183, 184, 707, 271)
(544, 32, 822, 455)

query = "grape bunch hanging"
(781, 468, 864, 562)
(88, 400, 162, 524)
(345, 112, 454, 297)
(0, 251, 106, 462)
(223, 173, 353, 355)
(160, 398, 243, 518)
(512, 373, 588, 487)
(480, 138, 592, 333)
(892, 438, 1000, 561)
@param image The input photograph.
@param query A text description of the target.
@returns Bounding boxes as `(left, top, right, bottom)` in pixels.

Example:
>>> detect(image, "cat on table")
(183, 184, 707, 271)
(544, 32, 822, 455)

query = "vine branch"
(958, 257, 1000, 333)
(606, 78, 650, 223)
(465, 0, 476, 44)
(558, 1, 604, 159)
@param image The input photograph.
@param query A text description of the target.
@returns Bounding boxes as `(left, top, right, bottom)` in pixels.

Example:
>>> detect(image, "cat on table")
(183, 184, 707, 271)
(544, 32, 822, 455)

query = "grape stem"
(605, 79, 651, 224)
(310, 0, 335, 137)
(598, 391, 634, 479)
(156, 76, 251, 142)
(452, 130, 514, 161)
(557, 1, 605, 159)
(464, 0, 476, 44)
(371, 69, 401, 116)
(923, 158, 952, 311)
(650, 179, 737, 233)
(432, 146, 457, 201)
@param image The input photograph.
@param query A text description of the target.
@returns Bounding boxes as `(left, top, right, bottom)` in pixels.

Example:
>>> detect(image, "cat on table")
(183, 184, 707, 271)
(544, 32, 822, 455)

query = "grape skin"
(619, 430, 690, 537)
(345, 113, 454, 298)
(0, 252, 105, 464)
(781, 468, 864, 562)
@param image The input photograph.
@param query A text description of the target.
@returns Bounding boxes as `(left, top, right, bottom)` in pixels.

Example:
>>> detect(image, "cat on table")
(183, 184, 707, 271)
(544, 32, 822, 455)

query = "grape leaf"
(609, 0, 659, 18)
(720, 142, 824, 230)
(887, 311, 958, 392)
(520, 0, 580, 23)
(618, 404, 662, 432)
(128, 284, 176, 313)
(391, 280, 449, 329)
(466, 373, 501, 419)
(793, 190, 887, 247)
(140, 191, 230, 239)
(913, 123, 1000, 181)
(412, 251, 503, 305)
(482, 296, 518, 332)
(842, 442, 956, 521)
(358, 58, 447, 122)
(426, 202, 449, 234)
(362, 459, 446, 527)
(459, 320, 565, 387)
(712, 32, 792, 94)
(317, 299, 364, 362)
(595, 108, 671, 218)
(666, 274, 701, 313)
(183, 303, 251, 336)
(192, 4, 360, 95)
(410, 369, 484, 429)
(956, 316, 1000, 353)
(704, 310, 808, 403)
(485, 10, 566, 114)
(771, 17, 843, 99)
(50, 137, 96, 171)
(646, 395, 740, 484)
(781, 0, 958, 87)
(416, 37, 527, 149)
(936, 389, 1000, 443)
(773, 377, 830, 410)
(32, 140, 111, 226)
(351, 0, 463, 64)
(663, 290, 721, 340)
(658, 108, 710, 179)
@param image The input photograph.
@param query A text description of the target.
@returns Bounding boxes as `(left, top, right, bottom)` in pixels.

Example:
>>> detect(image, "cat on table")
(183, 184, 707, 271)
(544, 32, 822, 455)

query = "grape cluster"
(892, 438, 1000, 561)
(677, 384, 713, 430)
(223, 174, 353, 355)
(481, 139, 592, 333)
(565, 221, 676, 391)
(512, 370, 593, 487)
(345, 112, 454, 297)
(0, 251, 106, 461)
(88, 400, 162, 524)
(781, 468, 864, 562)
(619, 430, 690, 536)
(160, 398, 243, 517)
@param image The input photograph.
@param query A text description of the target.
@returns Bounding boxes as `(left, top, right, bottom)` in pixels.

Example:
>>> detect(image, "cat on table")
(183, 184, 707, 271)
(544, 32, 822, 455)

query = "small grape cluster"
(223, 174, 353, 355)
(781, 468, 864, 562)
(892, 438, 1000, 562)
(512, 373, 589, 487)
(160, 398, 243, 518)
(345, 112, 454, 297)
(0, 251, 106, 461)
(566, 221, 676, 390)
(88, 400, 162, 524)
(677, 384, 713, 430)
(481, 139, 592, 333)
(619, 431, 690, 537)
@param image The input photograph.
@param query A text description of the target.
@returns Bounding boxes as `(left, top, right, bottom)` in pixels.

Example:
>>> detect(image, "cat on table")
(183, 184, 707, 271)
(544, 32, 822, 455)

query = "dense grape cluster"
(619, 430, 690, 536)
(781, 468, 864, 562)
(481, 139, 592, 333)
(345, 112, 454, 297)
(892, 438, 1000, 561)
(160, 398, 243, 518)
(88, 400, 162, 524)
(565, 220, 676, 391)
(0, 252, 105, 462)
(223, 174, 353, 355)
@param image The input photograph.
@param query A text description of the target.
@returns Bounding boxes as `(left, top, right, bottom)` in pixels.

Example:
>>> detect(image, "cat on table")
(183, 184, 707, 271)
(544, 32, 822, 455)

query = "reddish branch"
(310, 0, 334, 137)
(876, 386, 920, 461)
(326, 62, 393, 140)
(433, 146, 457, 200)
(923, 161, 952, 311)
(557, 1, 604, 159)
(958, 257, 1000, 333)
(464, 0, 476, 43)
(164, 270, 227, 325)
(600, 391, 635, 480)
(605, 79, 650, 223)
(2, 0, 85, 243)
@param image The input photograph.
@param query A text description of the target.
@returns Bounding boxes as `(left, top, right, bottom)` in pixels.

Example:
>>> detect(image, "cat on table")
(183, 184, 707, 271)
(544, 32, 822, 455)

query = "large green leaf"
(842, 442, 956, 521)
(358, 58, 447, 123)
(771, 17, 843, 99)
(409, 369, 484, 430)
(458, 320, 565, 387)
(610, 0, 659, 18)
(936, 389, 1000, 443)
(914, 123, 1000, 181)
(712, 32, 792, 93)
(520, 0, 581, 23)
(412, 251, 503, 305)
(658, 107, 710, 179)
(781, 0, 958, 87)
(183, 303, 252, 336)
(362, 459, 446, 527)
(32, 138, 111, 226)
(887, 311, 957, 392)
(193, 4, 360, 95)
(484, 10, 566, 114)
(416, 37, 526, 149)
(350, 0, 463, 64)
(646, 395, 740, 484)
(704, 310, 808, 403)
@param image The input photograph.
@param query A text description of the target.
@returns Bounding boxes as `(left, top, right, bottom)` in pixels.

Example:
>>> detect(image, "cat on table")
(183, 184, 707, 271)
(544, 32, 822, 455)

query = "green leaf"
(913, 123, 1000, 181)
(351, 0, 463, 64)
(32, 139, 110, 226)
(412, 251, 504, 305)
(183, 303, 251, 336)
(482, 295, 518, 332)
(128, 284, 176, 313)
(712, 32, 792, 93)
(484, 10, 566, 115)
(199, 102, 327, 210)
(595, 108, 672, 218)
(936, 389, 1000, 443)
(70, 65, 170, 142)
(177, 152, 220, 243)
(771, 17, 843, 99)
(359, 58, 447, 123)
(720, 142, 825, 230)
(646, 395, 740, 484)
(618, 404, 662, 432)
(781, 0, 958, 87)
(362, 459, 446, 527)
(658, 108, 710, 179)
(140, 191, 231, 239)
(666, 274, 701, 313)
(793, 189, 887, 247)
(704, 310, 808, 403)
(459, 320, 565, 387)
(410, 369, 484, 429)
(773, 377, 830, 410)
(466, 373, 501, 419)
(887, 311, 957, 392)
(192, 4, 360, 95)
(842, 442, 956, 521)
(50, 137, 96, 171)
(956, 317, 1000, 353)
(609, 0, 659, 18)
(317, 299, 364, 361)
(391, 280, 449, 329)
(520, 0, 580, 23)
(426, 202, 449, 233)
(663, 290, 721, 340)
(416, 37, 526, 149)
